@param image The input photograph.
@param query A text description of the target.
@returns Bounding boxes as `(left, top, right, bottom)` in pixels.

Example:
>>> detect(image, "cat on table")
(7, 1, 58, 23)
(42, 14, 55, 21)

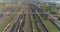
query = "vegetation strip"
(38, 14, 59, 32)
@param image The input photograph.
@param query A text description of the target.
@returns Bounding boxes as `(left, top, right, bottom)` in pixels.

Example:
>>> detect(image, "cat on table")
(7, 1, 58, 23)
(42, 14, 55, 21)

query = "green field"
(35, 10, 59, 32)
(40, 5, 58, 14)
(38, 14, 59, 32)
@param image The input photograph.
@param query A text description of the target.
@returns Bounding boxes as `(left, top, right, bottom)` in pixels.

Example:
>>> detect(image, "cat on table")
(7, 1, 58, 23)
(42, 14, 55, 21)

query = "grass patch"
(38, 14, 59, 32)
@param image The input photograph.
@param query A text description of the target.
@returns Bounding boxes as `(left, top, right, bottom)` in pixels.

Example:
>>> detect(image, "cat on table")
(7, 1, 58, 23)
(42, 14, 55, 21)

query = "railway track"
(49, 18, 60, 30)
(2, 7, 18, 32)
(2, 5, 22, 32)
(18, 14, 26, 32)
(32, 10, 48, 32)
(31, 4, 60, 31)
(29, 5, 41, 32)
(10, 14, 23, 32)
(2, 14, 17, 32)
(34, 5, 60, 31)
(30, 14, 41, 32)
(30, 4, 48, 32)
(10, 7, 25, 32)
